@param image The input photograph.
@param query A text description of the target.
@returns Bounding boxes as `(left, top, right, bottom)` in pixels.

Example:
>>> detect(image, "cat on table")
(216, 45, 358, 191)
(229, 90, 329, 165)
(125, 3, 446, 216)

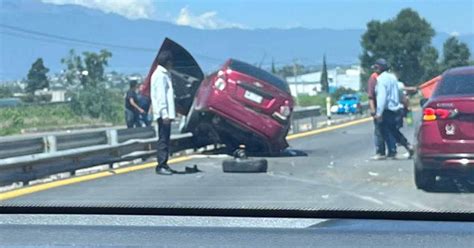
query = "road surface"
(2, 114, 473, 212)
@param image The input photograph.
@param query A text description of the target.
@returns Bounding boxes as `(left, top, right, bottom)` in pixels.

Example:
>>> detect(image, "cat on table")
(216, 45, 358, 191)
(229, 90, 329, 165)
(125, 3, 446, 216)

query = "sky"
(40, 0, 474, 34)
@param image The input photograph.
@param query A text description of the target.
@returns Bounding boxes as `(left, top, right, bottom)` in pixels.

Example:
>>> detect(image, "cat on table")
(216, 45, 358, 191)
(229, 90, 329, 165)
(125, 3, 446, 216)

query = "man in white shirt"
(150, 51, 176, 175)
(374, 59, 414, 159)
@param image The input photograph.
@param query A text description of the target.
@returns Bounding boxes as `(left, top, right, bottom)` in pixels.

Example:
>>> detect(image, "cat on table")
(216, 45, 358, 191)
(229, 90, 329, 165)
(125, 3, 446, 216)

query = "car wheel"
(415, 167, 436, 191)
(222, 158, 268, 173)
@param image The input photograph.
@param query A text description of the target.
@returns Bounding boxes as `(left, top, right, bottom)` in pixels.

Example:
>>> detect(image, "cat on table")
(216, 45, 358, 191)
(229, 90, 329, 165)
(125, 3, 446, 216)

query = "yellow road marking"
(0, 117, 373, 201)
(287, 117, 373, 140)
(0, 171, 112, 201)
(0, 157, 193, 201)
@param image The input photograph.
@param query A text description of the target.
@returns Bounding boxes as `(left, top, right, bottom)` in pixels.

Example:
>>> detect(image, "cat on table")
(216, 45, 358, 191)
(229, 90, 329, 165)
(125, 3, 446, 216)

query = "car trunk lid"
(142, 38, 204, 115)
(426, 96, 474, 140)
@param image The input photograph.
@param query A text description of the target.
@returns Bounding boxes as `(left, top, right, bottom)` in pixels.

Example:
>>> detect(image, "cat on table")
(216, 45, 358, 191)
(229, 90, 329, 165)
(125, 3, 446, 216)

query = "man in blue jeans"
(368, 63, 395, 160)
(374, 59, 414, 159)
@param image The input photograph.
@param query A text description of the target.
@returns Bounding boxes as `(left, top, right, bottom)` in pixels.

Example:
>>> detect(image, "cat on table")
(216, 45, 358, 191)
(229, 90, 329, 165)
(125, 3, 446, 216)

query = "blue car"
(336, 94, 362, 114)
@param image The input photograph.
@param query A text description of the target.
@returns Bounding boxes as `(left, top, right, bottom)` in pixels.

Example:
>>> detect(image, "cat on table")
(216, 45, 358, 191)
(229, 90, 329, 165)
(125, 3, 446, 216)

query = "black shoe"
(155, 166, 173, 175)
(406, 145, 415, 159)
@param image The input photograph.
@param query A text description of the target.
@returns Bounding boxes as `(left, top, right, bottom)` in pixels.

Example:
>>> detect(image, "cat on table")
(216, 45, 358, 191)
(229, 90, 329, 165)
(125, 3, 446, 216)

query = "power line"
(0, 24, 223, 62)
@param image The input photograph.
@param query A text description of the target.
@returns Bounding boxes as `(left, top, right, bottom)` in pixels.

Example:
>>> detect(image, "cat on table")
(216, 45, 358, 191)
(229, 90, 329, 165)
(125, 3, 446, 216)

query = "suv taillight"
(423, 107, 457, 121)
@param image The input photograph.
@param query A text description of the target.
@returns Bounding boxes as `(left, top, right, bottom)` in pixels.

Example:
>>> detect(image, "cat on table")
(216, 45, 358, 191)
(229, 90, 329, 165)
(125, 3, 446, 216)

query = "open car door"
(142, 38, 204, 115)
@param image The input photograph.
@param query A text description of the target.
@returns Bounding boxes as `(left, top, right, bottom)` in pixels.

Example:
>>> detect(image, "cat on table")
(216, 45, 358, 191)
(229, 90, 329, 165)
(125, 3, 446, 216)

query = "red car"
(415, 66, 474, 190)
(144, 38, 294, 154)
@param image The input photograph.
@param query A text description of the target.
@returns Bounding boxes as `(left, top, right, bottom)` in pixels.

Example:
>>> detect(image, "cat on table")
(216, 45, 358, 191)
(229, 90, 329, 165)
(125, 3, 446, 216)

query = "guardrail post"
(107, 129, 118, 145)
(45, 135, 57, 153)
(326, 96, 332, 126)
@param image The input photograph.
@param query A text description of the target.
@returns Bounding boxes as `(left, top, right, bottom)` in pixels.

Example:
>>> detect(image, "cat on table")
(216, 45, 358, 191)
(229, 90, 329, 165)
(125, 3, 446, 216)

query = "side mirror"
(419, 98, 428, 107)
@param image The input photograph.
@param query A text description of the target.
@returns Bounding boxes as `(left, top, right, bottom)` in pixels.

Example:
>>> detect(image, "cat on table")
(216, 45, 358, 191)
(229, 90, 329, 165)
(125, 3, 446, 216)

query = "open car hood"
(146, 38, 204, 115)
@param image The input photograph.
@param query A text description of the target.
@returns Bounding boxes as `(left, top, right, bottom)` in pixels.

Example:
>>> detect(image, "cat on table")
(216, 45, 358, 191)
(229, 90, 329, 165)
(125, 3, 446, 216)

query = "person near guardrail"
(150, 50, 176, 175)
(368, 62, 395, 160)
(374, 59, 414, 159)
(125, 80, 145, 128)
(137, 83, 152, 127)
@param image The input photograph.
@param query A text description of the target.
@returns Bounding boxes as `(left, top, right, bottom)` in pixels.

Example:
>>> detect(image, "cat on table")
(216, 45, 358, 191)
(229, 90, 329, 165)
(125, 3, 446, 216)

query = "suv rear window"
(229, 59, 291, 94)
(433, 74, 474, 97)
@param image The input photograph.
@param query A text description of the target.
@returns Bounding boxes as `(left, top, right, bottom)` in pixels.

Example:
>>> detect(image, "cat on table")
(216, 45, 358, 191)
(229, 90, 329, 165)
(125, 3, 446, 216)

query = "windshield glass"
(1, 0, 473, 215)
(341, 96, 357, 101)
(229, 59, 291, 94)
(434, 73, 474, 96)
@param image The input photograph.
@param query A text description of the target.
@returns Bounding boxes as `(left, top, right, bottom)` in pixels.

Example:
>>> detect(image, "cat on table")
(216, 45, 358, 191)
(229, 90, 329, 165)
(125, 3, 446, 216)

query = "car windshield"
(1, 0, 473, 216)
(229, 59, 291, 94)
(434, 73, 474, 96)
(341, 96, 357, 101)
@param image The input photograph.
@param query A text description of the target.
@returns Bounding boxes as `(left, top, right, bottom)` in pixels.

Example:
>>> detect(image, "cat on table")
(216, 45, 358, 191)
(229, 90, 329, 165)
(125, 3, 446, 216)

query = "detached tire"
(222, 158, 268, 173)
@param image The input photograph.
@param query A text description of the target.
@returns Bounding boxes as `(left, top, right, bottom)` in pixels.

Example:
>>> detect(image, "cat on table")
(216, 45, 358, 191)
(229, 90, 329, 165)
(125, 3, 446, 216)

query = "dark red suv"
(415, 66, 474, 190)
(144, 38, 294, 154)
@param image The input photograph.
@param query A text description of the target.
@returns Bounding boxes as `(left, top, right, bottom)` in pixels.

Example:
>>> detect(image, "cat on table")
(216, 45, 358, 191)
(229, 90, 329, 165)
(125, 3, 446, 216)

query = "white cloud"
(450, 31, 460, 37)
(176, 6, 244, 30)
(41, 0, 155, 19)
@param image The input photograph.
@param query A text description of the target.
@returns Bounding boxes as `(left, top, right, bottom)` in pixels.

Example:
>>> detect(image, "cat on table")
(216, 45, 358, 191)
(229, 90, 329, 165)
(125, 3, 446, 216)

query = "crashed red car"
(415, 66, 474, 190)
(143, 38, 294, 154)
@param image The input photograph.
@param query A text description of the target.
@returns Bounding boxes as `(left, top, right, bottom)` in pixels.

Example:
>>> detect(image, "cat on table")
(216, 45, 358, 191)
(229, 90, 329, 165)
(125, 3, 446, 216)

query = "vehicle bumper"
(417, 153, 474, 178)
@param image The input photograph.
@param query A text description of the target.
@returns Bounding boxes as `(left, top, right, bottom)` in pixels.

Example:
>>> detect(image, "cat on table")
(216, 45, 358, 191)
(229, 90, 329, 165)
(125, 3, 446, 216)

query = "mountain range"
(1, 0, 473, 81)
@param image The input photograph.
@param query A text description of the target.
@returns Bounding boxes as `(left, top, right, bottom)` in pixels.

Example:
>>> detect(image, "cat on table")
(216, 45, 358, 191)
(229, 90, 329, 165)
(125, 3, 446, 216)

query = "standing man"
(374, 59, 414, 159)
(368, 63, 395, 160)
(125, 80, 145, 128)
(137, 83, 152, 127)
(150, 51, 176, 175)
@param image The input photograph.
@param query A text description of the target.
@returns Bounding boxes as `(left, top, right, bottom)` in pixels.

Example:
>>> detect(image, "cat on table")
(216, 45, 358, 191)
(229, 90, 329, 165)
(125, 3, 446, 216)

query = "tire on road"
(222, 158, 268, 173)
(415, 167, 436, 191)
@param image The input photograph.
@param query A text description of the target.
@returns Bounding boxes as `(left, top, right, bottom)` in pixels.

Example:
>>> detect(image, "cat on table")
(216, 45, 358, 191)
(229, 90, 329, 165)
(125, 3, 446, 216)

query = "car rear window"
(229, 60, 291, 94)
(433, 73, 474, 97)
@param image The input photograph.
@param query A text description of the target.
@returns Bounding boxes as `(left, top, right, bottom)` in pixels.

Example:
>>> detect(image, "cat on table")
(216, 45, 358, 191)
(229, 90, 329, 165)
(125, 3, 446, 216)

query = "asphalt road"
(2, 115, 474, 212)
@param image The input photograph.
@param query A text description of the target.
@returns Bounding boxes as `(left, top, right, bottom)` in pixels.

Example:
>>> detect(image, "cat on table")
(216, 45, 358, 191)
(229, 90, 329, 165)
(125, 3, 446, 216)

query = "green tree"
(26, 58, 49, 95)
(360, 8, 435, 88)
(61, 49, 85, 86)
(61, 49, 112, 87)
(420, 46, 441, 82)
(320, 54, 329, 93)
(441, 36, 471, 70)
(61, 49, 120, 122)
(0, 86, 13, 98)
(271, 58, 276, 74)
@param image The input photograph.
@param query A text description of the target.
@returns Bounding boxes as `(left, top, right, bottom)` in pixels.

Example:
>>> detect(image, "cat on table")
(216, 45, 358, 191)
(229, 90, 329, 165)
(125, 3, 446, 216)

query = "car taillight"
(423, 107, 457, 121)
(280, 105, 291, 117)
(214, 78, 226, 91)
(214, 70, 227, 91)
(423, 108, 436, 121)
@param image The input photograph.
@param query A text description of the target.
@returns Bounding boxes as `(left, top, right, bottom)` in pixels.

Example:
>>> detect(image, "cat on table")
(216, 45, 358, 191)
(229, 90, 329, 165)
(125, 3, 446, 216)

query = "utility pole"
(293, 59, 299, 106)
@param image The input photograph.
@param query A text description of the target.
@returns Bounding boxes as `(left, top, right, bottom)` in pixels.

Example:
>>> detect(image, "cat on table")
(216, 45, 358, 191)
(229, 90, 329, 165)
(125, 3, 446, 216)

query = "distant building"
(286, 65, 361, 96)
(35, 89, 67, 102)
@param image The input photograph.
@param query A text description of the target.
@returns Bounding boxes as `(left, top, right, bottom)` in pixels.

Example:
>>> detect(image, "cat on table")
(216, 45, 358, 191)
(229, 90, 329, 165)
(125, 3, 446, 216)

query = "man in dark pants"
(125, 80, 145, 128)
(374, 59, 414, 159)
(368, 67, 395, 160)
(150, 51, 176, 175)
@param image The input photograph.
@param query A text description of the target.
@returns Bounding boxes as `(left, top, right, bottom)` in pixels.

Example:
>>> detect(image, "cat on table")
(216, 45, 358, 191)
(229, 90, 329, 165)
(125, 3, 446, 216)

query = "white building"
(285, 65, 361, 96)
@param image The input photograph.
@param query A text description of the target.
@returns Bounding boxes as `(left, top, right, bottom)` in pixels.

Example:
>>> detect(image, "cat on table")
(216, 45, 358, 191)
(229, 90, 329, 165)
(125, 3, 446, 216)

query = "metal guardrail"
(0, 106, 323, 187)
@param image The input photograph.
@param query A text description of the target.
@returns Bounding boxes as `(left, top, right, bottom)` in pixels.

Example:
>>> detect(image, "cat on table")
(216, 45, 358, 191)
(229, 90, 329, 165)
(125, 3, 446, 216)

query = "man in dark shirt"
(125, 80, 144, 128)
(137, 83, 152, 127)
